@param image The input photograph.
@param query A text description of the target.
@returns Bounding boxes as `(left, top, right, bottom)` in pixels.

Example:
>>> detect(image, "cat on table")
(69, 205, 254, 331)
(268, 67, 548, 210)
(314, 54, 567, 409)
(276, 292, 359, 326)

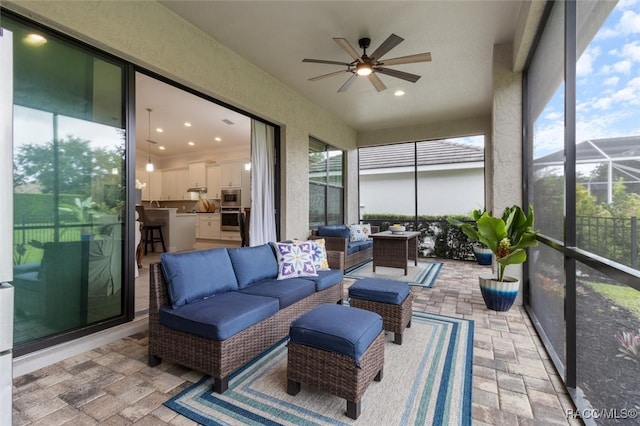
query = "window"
(309, 137, 344, 227)
(4, 15, 128, 352)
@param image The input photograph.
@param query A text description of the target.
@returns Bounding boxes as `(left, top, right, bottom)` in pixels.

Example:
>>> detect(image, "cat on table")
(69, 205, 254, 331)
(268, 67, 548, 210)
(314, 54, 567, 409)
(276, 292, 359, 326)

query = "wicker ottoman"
(348, 278, 412, 345)
(287, 304, 384, 420)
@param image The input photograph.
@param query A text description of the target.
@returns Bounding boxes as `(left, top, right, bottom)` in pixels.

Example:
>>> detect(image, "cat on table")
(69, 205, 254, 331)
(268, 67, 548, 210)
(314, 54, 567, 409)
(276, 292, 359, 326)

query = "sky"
(534, 0, 640, 159)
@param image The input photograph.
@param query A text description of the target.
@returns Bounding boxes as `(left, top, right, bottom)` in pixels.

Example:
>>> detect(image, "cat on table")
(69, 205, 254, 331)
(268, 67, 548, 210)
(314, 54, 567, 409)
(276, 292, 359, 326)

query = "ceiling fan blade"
(333, 38, 363, 63)
(308, 69, 350, 81)
(379, 52, 432, 66)
(375, 67, 421, 83)
(370, 33, 404, 60)
(303, 58, 352, 66)
(368, 73, 387, 92)
(337, 74, 357, 92)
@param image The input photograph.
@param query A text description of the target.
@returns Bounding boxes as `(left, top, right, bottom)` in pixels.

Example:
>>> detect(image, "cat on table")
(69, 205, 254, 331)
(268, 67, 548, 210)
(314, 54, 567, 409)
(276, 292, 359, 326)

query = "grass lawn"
(585, 281, 640, 320)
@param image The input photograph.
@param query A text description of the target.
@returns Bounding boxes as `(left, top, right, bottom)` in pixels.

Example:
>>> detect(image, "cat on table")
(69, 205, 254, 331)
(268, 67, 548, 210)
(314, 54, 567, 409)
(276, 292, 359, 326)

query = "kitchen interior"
(135, 72, 252, 311)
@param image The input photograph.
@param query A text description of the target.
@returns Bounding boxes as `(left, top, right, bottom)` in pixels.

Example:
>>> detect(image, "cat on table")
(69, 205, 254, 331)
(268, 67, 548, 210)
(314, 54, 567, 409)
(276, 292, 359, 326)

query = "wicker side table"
(349, 278, 412, 345)
(287, 304, 384, 420)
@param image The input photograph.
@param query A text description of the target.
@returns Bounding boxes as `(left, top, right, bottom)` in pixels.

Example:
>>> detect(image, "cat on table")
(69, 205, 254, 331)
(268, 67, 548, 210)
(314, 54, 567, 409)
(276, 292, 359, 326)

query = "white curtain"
(250, 120, 277, 245)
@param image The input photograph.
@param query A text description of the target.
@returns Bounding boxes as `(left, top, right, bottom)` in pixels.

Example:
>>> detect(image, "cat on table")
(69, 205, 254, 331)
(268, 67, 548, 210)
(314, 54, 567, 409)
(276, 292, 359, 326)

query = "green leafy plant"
(615, 329, 640, 364)
(449, 205, 539, 281)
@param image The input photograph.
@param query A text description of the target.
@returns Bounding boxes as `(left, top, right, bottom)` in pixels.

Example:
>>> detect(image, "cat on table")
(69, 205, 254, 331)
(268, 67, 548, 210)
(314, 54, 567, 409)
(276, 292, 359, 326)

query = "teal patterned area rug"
(165, 311, 473, 426)
(345, 260, 443, 288)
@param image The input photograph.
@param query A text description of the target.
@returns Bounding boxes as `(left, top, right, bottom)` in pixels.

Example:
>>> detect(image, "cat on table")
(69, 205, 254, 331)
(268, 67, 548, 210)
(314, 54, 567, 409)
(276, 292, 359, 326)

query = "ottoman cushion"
(290, 304, 382, 364)
(349, 278, 410, 305)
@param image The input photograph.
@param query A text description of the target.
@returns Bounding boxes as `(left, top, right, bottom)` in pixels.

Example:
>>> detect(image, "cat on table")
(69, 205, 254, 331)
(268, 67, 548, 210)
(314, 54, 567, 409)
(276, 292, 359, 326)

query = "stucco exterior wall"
(360, 167, 485, 217)
(5, 0, 357, 240)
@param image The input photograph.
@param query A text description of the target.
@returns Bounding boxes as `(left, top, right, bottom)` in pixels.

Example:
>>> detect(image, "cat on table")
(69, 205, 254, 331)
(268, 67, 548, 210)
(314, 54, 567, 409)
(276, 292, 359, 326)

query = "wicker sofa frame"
(310, 225, 379, 271)
(148, 262, 343, 394)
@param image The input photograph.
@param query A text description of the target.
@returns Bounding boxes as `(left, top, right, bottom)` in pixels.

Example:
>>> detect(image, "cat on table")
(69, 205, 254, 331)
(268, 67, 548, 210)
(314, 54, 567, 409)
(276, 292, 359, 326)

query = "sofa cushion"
(239, 278, 316, 309)
(161, 248, 238, 309)
(159, 291, 279, 341)
(308, 238, 330, 271)
(273, 242, 317, 279)
(347, 240, 373, 254)
(290, 304, 382, 364)
(228, 244, 279, 289)
(304, 269, 343, 291)
(317, 225, 350, 239)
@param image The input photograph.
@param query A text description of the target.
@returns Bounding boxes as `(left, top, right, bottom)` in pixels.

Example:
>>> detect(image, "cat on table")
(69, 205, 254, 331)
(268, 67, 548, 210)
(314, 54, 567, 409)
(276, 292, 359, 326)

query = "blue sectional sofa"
(148, 243, 344, 393)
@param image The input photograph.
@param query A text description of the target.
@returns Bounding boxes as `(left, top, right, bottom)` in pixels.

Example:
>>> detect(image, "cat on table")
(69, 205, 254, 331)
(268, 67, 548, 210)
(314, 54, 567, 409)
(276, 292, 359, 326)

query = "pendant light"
(145, 108, 154, 172)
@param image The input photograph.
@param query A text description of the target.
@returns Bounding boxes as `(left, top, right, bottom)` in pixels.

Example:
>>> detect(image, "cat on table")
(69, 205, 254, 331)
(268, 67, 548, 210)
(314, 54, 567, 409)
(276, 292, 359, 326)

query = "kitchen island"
(145, 208, 196, 252)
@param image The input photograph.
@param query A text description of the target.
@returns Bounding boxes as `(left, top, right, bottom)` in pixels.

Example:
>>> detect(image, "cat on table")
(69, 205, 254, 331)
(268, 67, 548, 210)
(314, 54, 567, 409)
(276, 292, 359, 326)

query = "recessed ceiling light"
(394, 90, 405, 97)
(214, 137, 222, 142)
(24, 34, 47, 46)
(184, 122, 192, 127)
(159, 146, 166, 150)
(156, 128, 163, 133)
(188, 141, 195, 146)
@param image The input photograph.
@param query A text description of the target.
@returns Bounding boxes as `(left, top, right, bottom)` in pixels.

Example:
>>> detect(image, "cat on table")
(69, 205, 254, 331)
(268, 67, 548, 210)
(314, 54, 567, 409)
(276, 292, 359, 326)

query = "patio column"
(490, 42, 524, 291)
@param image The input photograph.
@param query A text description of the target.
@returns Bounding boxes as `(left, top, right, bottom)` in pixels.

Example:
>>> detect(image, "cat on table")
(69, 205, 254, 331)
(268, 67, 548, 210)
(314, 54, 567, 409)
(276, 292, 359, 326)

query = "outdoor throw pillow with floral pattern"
(349, 224, 371, 242)
(274, 241, 318, 279)
(308, 238, 330, 271)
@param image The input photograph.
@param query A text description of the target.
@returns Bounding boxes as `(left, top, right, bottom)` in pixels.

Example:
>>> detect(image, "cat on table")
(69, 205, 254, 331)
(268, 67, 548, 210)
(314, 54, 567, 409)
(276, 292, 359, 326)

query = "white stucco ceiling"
(138, 1, 529, 159)
(159, 0, 524, 132)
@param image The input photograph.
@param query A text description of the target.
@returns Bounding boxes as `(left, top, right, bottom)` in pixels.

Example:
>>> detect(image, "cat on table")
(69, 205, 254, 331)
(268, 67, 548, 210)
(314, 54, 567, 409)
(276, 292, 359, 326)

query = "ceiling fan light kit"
(303, 33, 431, 93)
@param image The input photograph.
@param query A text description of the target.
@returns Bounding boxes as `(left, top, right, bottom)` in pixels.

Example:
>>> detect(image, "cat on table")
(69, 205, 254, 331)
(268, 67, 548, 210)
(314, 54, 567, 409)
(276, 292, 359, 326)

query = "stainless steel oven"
(220, 208, 241, 231)
(221, 188, 241, 208)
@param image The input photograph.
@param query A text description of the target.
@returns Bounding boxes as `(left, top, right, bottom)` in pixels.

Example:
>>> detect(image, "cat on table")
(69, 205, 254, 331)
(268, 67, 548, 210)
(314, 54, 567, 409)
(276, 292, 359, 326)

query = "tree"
(14, 135, 122, 196)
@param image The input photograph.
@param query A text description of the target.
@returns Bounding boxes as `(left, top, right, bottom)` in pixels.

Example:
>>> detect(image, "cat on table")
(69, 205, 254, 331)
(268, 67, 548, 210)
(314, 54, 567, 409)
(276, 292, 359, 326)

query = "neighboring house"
(359, 141, 484, 216)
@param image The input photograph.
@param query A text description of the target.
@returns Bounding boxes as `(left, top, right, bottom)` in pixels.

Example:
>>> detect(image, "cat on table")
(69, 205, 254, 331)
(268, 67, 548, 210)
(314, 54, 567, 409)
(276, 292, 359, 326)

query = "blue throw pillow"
(228, 244, 279, 289)
(160, 248, 238, 309)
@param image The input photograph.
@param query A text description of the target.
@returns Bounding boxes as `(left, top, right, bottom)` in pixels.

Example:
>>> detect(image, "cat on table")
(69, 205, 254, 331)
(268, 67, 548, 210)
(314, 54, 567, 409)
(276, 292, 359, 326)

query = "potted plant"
(450, 205, 539, 311)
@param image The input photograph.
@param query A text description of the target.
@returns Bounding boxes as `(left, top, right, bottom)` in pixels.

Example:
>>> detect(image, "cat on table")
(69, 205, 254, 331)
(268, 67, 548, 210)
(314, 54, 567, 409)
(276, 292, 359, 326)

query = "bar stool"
(135, 205, 166, 254)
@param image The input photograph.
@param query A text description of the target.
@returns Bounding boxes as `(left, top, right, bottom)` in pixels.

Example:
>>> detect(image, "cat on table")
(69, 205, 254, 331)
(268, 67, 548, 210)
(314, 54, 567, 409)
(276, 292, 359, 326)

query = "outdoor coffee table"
(370, 230, 421, 275)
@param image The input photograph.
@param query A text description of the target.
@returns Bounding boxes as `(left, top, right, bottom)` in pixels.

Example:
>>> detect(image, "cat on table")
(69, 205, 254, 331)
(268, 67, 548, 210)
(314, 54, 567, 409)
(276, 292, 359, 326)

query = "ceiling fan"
(302, 33, 431, 93)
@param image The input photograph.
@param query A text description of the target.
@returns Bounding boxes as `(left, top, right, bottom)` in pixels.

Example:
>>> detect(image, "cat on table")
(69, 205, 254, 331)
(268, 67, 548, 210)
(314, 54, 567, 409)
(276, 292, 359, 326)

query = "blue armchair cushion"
(160, 248, 238, 309)
(290, 304, 382, 365)
(239, 278, 316, 309)
(159, 291, 279, 341)
(347, 240, 372, 254)
(349, 278, 411, 305)
(228, 244, 279, 289)
(317, 225, 350, 239)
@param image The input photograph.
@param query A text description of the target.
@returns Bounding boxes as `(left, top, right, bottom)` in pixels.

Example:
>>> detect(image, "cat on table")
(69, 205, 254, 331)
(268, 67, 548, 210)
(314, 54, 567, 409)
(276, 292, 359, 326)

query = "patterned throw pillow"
(349, 224, 370, 242)
(309, 238, 330, 271)
(274, 242, 318, 279)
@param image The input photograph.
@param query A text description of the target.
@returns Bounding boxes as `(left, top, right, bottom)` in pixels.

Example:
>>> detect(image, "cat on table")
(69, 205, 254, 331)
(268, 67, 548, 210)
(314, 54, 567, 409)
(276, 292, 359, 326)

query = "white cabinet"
(207, 166, 221, 199)
(241, 166, 251, 207)
(198, 214, 220, 239)
(148, 171, 162, 201)
(221, 162, 243, 188)
(189, 163, 207, 188)
(161, 168, 189, 200)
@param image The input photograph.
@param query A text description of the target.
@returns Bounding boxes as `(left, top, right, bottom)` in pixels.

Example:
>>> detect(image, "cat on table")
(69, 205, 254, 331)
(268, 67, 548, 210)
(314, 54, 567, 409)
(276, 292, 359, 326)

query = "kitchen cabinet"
(241, 166, 251, 207)
(198, 214, 220, 239)
(206, 166, 221, 199)
(161, 168, 189, 200)
(221, 162, 243, 188)
(189, 162, 207, 188)
(148, 170, 162, 201)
